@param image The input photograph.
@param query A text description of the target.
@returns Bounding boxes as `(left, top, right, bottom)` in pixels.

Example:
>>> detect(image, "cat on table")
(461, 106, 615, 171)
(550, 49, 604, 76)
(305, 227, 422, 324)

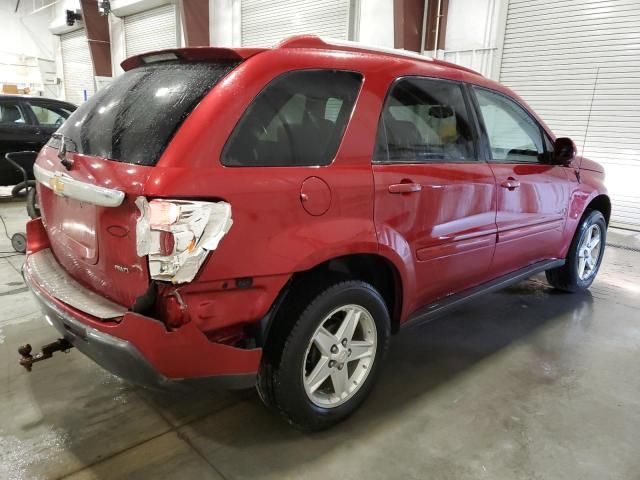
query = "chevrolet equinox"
(20, 36, 610, 431)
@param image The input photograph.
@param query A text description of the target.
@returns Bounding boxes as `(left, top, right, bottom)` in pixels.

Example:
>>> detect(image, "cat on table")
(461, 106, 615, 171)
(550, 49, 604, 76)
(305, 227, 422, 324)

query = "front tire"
(258, 280, 390, 431)
(546, 210, 606, 292)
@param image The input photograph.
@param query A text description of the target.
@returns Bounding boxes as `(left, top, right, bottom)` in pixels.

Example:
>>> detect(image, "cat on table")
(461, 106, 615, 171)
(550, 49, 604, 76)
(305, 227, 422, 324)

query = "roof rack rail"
(277, 35, 481, 75)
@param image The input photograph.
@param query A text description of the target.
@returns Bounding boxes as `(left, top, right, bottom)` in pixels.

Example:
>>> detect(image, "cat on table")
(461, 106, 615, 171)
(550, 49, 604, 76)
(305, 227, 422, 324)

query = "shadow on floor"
(24, 279, 595, 478)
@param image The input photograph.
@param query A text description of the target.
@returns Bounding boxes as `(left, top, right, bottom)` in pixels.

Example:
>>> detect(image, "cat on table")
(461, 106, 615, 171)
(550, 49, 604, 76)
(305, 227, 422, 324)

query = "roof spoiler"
(120, 47, 266, 71)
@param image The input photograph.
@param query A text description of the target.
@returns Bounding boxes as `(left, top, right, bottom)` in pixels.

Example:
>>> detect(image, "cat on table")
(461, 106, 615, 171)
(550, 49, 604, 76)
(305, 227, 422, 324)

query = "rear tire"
(546, 210, 606, 292)
(257, 280, 390, 431)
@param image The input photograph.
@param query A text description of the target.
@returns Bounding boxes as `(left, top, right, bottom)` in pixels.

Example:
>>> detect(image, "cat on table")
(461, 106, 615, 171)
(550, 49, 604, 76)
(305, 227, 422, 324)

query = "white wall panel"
(61, 29, 95, 105)
(500, 0, 640, 230)
(439, 0, 508, 78)
(124, 4, 178, 57)
(358, 0, 394, 48)
(241, 0, 352, 47)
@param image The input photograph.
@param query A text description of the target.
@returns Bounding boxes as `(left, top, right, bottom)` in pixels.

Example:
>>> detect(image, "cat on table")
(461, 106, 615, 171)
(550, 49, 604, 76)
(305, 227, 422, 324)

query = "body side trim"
(403, 259, 564, 328)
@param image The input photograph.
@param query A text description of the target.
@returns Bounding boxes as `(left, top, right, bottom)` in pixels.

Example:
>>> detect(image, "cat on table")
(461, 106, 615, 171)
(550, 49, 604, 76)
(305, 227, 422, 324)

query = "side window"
(473, 87, 544, 163)
(0, 102, 28, 125)
(222, 70, 362, 167)
(30, 104, 72, 127)
(374, 77, 475, 163)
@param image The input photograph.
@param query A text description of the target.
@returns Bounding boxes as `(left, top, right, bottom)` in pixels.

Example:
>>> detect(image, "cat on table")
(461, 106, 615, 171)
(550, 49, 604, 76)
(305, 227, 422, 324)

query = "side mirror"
(553, 137, 577, 166)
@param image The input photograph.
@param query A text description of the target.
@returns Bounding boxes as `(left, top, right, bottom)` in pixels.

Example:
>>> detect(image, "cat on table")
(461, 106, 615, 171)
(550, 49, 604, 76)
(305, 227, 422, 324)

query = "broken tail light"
(135, 197, 233, 283)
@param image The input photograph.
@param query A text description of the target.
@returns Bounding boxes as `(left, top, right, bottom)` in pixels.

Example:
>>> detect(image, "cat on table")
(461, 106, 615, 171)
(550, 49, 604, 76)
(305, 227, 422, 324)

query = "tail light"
(135, 197, 232, 283)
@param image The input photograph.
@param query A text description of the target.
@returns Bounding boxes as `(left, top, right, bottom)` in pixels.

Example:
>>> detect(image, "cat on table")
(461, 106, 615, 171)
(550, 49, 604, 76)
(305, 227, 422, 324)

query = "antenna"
(580, 66, 600, 172)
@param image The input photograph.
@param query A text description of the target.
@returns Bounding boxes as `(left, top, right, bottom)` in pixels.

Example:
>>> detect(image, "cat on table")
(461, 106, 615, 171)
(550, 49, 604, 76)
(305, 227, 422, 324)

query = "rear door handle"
(388, 183, 422, 194)
(500, 178, 521, 191)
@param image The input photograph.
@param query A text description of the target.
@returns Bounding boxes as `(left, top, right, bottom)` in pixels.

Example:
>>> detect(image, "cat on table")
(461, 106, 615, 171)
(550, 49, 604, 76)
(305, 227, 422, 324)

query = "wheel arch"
(258, 253, 404, 354)
(585, 194, 611, 225)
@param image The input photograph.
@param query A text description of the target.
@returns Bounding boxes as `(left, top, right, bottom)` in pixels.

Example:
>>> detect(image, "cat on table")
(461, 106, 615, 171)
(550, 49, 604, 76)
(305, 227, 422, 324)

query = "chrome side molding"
(34, 163, 125, 208)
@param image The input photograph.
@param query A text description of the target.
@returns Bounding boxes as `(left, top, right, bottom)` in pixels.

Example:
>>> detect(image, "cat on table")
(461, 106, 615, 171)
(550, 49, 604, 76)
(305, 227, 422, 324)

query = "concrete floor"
(1, 200, 639, 480)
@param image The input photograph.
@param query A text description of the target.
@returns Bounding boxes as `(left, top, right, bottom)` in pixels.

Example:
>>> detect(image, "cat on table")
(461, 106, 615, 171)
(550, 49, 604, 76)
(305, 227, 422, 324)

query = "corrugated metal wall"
(241, 0, 352, 47)
(124, 4, 178, 57)
(500, 0, 640, 230)
(61, 29, 95, 105)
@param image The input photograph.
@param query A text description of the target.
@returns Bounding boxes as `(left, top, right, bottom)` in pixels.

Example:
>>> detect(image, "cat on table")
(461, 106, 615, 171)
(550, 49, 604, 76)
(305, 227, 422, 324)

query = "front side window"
(0, 102, 27, 125)
(374, 77, 475, 163)
(473, 87, 544, 163)
(222, 70, 363, 167)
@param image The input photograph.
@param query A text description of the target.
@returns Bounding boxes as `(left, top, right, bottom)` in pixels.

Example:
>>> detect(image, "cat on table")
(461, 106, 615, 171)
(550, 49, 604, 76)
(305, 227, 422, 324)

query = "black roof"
(0, 94, 76, 109)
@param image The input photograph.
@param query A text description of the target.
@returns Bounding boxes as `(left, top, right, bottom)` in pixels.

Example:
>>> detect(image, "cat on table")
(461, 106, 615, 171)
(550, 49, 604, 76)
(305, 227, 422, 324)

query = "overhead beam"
(179, 0, 210, 47)
(394, 0, 425, 52)
(394, 0, 449, 53)
(80, 0, 112, 77)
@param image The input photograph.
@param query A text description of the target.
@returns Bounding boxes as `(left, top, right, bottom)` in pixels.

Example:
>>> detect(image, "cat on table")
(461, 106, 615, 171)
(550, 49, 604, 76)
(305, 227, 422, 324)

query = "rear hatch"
(35, 58, 239, 308)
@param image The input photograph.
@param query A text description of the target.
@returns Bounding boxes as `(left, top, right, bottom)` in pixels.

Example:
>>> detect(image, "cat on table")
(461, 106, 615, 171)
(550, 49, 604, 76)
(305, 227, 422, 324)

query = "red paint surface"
(373, 163, 497, 315)
(27, 272, 261, 378)
(37, 152, 152, 307)
(489, 163, 571, 276)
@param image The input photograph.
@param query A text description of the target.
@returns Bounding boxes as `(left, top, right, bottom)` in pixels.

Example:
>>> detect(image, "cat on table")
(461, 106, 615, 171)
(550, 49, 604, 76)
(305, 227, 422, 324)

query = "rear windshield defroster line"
(50, 61, 239, 166)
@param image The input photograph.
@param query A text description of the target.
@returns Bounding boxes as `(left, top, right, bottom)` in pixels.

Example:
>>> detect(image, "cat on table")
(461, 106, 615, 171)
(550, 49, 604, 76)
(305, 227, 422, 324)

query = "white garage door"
(61, 29, 95, 105)
(241, 0, 352, 47)
(500, 0, 640, 230)
(124, 4, 178, 57)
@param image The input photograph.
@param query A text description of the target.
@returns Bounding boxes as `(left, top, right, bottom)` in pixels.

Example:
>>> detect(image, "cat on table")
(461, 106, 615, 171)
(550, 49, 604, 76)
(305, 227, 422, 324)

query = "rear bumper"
(23, 247, 261, 391)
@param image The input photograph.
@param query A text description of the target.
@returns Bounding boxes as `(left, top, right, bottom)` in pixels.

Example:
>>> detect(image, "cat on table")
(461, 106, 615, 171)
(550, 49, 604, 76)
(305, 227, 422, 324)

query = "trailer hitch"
(18, 339, 74, 372)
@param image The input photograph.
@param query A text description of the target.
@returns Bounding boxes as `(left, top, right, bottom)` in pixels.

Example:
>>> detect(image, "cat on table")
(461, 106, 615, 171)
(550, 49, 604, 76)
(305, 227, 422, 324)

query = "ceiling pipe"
(420, 0, 428, 54)
(433, 0, 442, 55)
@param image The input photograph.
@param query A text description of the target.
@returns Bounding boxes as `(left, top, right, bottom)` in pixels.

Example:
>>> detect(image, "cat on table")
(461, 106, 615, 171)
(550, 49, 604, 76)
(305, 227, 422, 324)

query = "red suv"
(21, 36, 609, 430)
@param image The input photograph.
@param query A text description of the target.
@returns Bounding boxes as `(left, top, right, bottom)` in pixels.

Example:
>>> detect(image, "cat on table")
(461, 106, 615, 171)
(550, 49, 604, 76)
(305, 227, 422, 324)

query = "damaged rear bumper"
(23, 248, 260, 391)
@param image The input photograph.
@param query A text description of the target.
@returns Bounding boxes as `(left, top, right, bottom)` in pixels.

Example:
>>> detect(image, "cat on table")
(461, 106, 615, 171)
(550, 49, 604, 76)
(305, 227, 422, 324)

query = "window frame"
(220, 68, 364, 168)
(0, 100, 34, 127)
(373, 75, 482, 165)
(27, 101, 73, 127)
(468, 85, 554, 165)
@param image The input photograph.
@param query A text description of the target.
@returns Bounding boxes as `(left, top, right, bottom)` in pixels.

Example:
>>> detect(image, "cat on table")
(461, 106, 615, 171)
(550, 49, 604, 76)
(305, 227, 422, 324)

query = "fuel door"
(299, 176, 331, 216)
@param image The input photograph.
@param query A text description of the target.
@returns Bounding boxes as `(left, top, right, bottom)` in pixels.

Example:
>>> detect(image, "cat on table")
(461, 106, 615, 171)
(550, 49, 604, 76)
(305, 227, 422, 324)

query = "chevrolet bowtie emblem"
(49, 176, 65, 195)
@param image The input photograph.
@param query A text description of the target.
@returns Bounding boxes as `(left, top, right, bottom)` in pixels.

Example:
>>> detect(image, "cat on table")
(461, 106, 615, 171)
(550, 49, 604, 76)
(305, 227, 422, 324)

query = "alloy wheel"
(302, 304, 377, 408)
(577, 223, 602, 280)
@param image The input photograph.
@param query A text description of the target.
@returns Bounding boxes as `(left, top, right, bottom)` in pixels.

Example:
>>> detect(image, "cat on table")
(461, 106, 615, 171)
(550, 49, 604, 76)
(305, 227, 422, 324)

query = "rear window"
(221, 70, 362, 167)
(51, 61, 238, 166)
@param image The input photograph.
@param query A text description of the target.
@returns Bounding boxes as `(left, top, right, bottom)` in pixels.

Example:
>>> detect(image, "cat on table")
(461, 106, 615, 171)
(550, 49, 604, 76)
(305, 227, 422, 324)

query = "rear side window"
(374, 77, 475, 163)
(222, 70, 363, 167)
(52, 61, 238, 166)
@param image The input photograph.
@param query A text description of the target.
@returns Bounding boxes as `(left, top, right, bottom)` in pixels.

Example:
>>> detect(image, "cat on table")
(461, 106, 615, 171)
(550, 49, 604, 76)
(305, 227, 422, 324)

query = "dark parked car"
(0, 95, 76, 186)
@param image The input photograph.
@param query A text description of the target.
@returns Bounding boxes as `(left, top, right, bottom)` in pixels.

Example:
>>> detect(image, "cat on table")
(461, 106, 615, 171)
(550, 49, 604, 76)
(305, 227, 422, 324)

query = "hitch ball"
(18, 339, 73, 372)
(18, 344, 34, 371)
